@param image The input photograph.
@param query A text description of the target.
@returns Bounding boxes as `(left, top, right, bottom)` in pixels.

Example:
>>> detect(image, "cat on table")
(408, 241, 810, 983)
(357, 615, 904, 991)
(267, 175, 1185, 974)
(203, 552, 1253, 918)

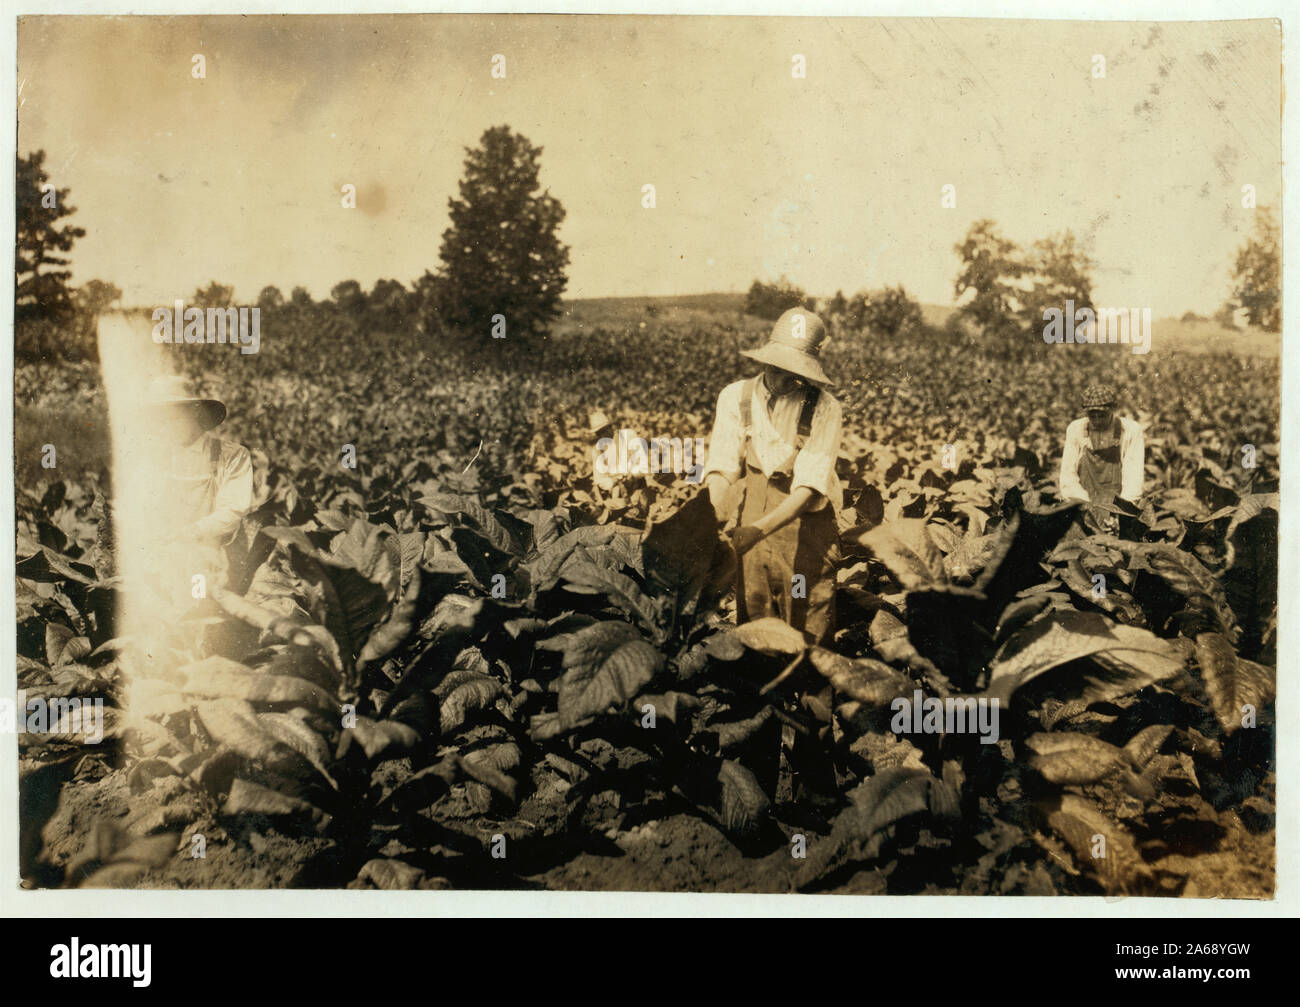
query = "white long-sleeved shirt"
(1058, 415, 1145, 504)
(169, 434, 254, 543)
(701, 378, 843, 511)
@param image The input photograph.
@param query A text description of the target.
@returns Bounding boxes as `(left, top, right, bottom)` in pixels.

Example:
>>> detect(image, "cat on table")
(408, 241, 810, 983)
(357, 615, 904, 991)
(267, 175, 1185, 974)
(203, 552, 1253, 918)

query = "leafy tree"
(257, 285, 285, 312)
(193, 281, 234, 309)
(839, 291, 863, 330)
(435, 125, 570, 344)
(1018, 230, 1096, 332)
(857, 285, 925, 339)
(953, 219, 1028, 334)
(58, 279, 123, 362)
(330, 279, 366, 316)
(1214, 302, 1241, 331)
(16, 150, 86, 321)
(290, 286, 315, 309)
(413, 270, 447, 339)
(839, 286, 923, 338)
(743, 276, 815, 320)
(1231, 207, 1280, 332)
(369, 278, 411, 332)
(826, 289, 848, 320)
(74, 279, 122, 316)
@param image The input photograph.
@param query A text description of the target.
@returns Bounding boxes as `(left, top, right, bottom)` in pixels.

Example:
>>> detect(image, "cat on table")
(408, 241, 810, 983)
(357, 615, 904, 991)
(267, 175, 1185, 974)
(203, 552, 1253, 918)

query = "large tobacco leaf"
(986, 610, 1186, 707)
(1192, 631, 1274, 734)
(538, 621, 666, 729)
(262, 526, 392, 680)
(641, 488, 735, 623)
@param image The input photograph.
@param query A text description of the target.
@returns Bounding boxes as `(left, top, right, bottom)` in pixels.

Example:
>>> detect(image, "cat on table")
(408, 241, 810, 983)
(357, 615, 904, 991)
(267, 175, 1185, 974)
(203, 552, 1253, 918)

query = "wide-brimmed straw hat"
(740, 307, 833, 387)
(146, 374, 227, 431)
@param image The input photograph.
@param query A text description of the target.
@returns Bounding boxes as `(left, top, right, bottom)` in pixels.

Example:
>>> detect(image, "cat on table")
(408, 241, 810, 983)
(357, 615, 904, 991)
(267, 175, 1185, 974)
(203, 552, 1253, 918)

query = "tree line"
(15, 125, 569, 362)
(15, 129, 1280, 363)
(743, 211, 1279, 343)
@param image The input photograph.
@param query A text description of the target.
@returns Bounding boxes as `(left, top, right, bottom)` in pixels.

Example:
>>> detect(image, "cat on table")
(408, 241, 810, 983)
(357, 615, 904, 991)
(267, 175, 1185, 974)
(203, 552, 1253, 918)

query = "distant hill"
(566, 292, 955, 321)
(563, 293, 747, 314)
(559, 294, 1277, 357)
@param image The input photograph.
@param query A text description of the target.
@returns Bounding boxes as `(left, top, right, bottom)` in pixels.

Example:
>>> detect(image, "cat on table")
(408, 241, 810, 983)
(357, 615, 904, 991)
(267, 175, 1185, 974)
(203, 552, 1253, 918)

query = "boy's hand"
(732, 524, 764, 556)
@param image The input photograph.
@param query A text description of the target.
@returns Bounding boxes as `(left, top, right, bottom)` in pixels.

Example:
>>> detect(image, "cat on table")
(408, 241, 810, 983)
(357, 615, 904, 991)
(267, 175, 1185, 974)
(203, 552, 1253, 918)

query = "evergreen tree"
(436, 126, 569, 344)
(16, 150, 86, 321)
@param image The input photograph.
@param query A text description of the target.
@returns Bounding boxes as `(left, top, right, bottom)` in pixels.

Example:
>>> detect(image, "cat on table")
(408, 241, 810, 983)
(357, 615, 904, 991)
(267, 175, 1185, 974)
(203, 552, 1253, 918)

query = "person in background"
(1058, 382, 1145, 531)
(589, 409, 651, 524)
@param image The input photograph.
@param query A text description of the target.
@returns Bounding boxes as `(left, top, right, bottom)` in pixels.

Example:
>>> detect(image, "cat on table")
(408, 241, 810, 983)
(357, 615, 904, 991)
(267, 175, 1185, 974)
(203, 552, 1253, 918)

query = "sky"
(16, 15, 1283, 314)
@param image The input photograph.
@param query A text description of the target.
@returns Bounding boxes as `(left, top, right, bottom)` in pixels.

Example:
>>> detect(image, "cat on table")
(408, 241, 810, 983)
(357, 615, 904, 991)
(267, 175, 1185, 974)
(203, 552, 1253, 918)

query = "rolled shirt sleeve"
(791, 390, 842, 502)
(1120, 419, 1145, 504)
(1058, 419, 1088, 502)
(700, 380, 745, 484)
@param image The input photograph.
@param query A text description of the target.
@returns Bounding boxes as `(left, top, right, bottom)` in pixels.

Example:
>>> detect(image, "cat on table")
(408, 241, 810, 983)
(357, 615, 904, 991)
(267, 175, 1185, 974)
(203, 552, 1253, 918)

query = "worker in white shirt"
(117, 374, 255, 605)
(99, 375, 253, 570)
(702, 307, 843, 812)
(1058, 382, 1145, 530)
(145, 375, 254, 551)
(702, 307, 843, 645)
(589, 409, 651, 524)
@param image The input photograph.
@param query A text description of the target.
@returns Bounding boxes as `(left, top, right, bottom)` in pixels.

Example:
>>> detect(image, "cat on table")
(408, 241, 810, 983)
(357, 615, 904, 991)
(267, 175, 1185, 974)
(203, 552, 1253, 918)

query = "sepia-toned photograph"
(11, 13, 1280, 898)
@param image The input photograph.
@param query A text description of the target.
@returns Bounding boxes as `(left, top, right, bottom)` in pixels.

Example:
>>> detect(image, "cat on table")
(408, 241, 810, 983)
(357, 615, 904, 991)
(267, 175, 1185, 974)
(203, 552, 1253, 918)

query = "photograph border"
(3, 0, 1294, 918)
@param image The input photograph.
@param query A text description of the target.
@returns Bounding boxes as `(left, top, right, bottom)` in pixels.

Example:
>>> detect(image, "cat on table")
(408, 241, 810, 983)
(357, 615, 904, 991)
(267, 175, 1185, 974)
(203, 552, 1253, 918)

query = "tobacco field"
(14, 299, 1278, 895)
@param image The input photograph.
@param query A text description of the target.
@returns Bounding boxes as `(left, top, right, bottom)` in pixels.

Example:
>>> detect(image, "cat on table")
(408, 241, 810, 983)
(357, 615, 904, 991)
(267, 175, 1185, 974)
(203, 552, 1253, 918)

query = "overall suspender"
(207, 435, 224, 511)
(738, 376, 819, 473)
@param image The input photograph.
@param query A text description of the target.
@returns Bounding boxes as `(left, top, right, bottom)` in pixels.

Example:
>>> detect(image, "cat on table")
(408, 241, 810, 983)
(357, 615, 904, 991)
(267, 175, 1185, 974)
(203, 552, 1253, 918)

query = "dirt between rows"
(28, 751, 1273, 898)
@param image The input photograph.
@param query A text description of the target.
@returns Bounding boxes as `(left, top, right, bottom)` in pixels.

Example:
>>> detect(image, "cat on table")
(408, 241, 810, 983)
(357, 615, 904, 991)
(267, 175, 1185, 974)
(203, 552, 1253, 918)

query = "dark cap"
(1082, 383, 1117, 410)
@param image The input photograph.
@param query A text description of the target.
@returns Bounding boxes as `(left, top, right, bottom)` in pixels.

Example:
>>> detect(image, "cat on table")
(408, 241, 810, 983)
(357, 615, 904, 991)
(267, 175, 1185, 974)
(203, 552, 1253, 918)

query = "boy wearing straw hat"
(701, 307, 843, 644)
(701, 307, 843, 810)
